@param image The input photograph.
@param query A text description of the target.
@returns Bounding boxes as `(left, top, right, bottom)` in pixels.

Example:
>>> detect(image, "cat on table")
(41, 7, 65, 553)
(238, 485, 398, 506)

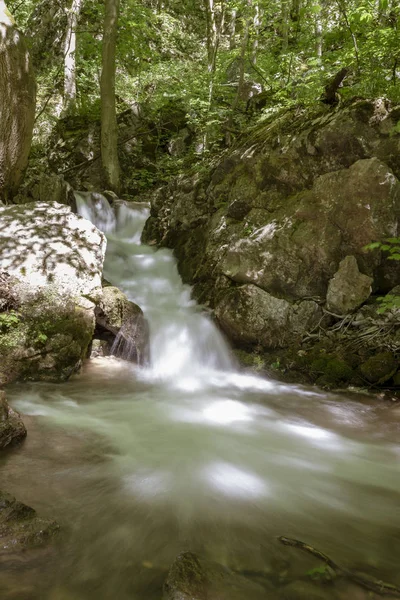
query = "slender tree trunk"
(336, 0, 360, 73)
(203, 0, 225, 150)
(229, 8, 236, 49)
(101, 0, 120, 192)
(0, 0, 36, 202)
(315, 2, 322, 58)
(63, 0, 83, 113)
(281, 0, 290, 52)
(251, 1, 261, 64)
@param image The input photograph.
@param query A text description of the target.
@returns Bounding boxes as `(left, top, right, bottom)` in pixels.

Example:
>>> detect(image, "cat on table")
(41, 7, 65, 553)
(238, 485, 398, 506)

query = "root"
(278, 536, 400, 597)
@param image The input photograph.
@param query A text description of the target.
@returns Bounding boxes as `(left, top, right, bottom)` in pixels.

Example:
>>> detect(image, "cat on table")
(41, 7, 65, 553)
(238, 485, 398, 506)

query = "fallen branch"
(278, 536, 400, 596)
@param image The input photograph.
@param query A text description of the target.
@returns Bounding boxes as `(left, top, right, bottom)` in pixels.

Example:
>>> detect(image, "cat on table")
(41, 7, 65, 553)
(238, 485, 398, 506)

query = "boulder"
(0, 391, 26, 449)
(215, 284, 321, 349)
(326, 256, 373, 314)
(0, 202, 106, 383)
(219, 158, 400, 300)
(360, 352, 398, 384)
(0, 490, 59, 553)
(163, 552, 272, 600)
(93, 286, 149, 365)
(0, 202, 106, 300)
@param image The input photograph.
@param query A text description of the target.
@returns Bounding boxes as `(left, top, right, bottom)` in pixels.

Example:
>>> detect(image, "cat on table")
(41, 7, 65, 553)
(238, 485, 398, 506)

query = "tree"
(0, 0, 36, 202)
(63, 0, 83, 112)
(101, 0, 120, 192)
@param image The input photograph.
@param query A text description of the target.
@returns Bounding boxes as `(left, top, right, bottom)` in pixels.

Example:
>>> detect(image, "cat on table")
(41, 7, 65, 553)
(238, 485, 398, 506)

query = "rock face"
(143, 100, 400, 356)
(326, 256, 373, 315)
(93, 285, 150, 364)
(163, 552, 272, 600)
(0, 202, 106, 384)
(0, 490, 59, 553)
(0, 391, 27, 449)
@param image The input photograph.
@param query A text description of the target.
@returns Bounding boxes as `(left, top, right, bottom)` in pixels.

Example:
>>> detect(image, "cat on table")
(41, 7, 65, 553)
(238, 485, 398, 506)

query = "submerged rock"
(0, 490, 59, 553)
(0, 391, 26, 449)
(163, 552, 272, 600)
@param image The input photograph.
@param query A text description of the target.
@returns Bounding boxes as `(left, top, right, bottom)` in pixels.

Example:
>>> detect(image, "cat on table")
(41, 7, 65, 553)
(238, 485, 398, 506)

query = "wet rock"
(326, 256, 372, 314)
(163, 552, 272, 600)
(0, 490, 59, 553)
(226, 199, 251, 221)
(0, 391, 27, 448)
(360, 352, 399, 384)
(215, 284, 321, 349)
(94, 286, 150, 365)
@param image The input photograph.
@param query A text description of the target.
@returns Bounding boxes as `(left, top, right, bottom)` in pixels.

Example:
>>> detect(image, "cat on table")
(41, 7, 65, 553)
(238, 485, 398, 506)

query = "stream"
(1, 195, 400, 599)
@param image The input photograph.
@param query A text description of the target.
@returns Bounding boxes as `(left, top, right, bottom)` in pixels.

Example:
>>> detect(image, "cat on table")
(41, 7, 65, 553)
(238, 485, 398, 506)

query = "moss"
(360, 352, 398, 384)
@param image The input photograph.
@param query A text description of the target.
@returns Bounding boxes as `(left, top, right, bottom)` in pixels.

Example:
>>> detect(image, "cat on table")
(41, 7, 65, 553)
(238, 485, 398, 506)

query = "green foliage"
(22, 0, 400, 172)
(365, 237, 400, 313)
(0, 311, 20, 333)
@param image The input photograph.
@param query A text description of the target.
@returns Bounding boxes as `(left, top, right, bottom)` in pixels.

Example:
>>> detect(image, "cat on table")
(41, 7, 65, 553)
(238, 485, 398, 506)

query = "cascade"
(75, 192, 236, 380)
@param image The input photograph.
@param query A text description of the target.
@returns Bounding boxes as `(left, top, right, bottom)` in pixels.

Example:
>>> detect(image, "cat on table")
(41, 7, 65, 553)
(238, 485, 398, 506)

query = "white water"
(2, 193, 400, 599)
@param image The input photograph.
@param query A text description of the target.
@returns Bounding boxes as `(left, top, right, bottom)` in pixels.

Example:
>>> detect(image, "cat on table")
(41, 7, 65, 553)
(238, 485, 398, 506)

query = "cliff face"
(143, 99, 400, 387)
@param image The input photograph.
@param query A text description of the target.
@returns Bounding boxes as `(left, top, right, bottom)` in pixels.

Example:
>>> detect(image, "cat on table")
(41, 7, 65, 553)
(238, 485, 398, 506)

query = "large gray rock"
(219, 158, 400, 300)
(326, 256, 373, 314)
(0, 391, 26, 449)
(0, 202, 107, 384)
(163, 552, 272, 600)
(0, 202, 106, 300)
(215, 284, 321, 349)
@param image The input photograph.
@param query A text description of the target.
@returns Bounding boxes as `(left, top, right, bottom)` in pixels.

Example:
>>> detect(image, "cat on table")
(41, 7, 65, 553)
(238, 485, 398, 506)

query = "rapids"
(1, 195, 400, 599)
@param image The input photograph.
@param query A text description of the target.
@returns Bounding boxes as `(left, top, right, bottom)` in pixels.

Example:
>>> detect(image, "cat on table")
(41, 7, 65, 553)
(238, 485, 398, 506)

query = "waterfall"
(75, 192, 236, 379)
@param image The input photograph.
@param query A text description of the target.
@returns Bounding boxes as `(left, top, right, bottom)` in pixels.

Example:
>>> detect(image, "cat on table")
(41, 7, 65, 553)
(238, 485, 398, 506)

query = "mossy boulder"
(0, 391, 26, 449)
(0, 293, 95, 385)
(360, 352, 398, 384)
(0, 490, 59, 553)
(215, 284, 321, 349)
(93, 286, 149, 365)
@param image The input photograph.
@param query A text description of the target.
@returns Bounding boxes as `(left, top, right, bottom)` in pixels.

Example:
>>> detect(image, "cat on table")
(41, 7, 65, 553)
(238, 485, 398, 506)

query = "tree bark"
(0, 0, 36, 202)
(101, 0, 120, 192)
(63, 0, 83, 113)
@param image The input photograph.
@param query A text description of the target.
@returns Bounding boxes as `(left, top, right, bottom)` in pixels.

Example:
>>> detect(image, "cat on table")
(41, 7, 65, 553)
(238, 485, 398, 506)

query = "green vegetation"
(6, 0, 400, 184)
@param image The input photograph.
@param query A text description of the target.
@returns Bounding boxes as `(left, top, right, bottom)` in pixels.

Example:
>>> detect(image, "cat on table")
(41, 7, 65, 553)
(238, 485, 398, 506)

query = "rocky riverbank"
(143, 99, 400, 390)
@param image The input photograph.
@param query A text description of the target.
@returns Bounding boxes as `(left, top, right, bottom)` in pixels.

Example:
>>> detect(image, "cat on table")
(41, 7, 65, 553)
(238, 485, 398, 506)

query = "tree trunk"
(63, 0, 83, 113)
(0, 0, 36, 202)
(101, 0, 120, 192)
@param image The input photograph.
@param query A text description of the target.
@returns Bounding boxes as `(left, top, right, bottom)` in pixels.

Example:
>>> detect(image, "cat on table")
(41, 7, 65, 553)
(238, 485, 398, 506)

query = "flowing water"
(1, 195, 400, 599)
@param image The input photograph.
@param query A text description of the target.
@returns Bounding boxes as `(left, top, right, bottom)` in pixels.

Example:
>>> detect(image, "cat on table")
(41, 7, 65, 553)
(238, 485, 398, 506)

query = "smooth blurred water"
(1, 195, 400, 600)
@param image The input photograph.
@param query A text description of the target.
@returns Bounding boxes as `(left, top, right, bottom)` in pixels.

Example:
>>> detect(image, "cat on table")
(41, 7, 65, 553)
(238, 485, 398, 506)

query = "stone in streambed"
(0, 490, 59, 553)
(163, 552, 274, 600)
(0, 391, 26, 449)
